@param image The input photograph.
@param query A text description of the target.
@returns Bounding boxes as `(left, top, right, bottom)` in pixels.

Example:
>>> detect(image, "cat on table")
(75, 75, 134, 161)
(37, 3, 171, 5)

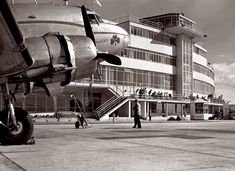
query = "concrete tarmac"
(1, 120, 235, 171)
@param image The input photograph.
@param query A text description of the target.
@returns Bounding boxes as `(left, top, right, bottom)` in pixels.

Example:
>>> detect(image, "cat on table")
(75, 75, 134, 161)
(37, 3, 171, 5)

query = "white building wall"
(193, 71, 215, 87)
(194, 44, 207, 53)
(193, 53, 207, 66)
(130, 35, 176, 56)
(101, 57, 176, 75)
(131, 22, 161, 33)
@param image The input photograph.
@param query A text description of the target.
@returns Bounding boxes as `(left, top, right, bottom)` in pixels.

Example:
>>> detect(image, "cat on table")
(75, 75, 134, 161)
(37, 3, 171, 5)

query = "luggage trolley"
(70, 94, 92, 129)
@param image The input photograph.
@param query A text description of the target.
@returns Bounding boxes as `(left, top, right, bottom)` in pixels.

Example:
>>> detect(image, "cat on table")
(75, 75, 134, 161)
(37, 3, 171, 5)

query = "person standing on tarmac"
(132, 99, 142, 128)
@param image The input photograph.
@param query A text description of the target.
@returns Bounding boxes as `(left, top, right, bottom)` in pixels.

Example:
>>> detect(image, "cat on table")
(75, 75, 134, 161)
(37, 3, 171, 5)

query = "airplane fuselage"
(11, 4, 129, 55)
(0, 1, 129, 145)
(10, 4, 129, 82)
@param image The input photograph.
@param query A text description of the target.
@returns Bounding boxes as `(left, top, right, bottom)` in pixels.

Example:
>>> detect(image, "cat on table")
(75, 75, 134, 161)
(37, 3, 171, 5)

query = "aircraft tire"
(75, 121, 80, 129)
(0, 108, 34, 145)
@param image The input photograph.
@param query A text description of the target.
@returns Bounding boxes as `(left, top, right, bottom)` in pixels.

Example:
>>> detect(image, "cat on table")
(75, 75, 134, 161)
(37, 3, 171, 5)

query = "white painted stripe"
(130, 35, 176, 56)
(193, 71, 215, 87)
(102, 57, 175, 75)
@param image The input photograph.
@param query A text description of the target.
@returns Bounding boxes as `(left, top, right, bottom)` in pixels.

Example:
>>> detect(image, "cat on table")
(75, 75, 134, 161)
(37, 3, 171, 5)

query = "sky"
(13, 0, 235, 103)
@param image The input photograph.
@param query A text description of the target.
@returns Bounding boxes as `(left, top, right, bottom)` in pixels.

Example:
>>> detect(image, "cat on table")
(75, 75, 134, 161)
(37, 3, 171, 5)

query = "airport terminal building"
(12, 12, 224, 120)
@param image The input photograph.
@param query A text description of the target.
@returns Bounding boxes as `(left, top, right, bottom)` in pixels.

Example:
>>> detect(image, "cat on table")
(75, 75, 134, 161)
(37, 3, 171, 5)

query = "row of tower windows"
(120, 48, 213, 79)
(193, 63, 214, 79)
(93, 65, 214, 96)
(194, 79, 215, 95)
(121, 47, 176, 66)
(94, 66, 175, 90)
(130, 26, 176, 45)
(193, 46, 207, 58)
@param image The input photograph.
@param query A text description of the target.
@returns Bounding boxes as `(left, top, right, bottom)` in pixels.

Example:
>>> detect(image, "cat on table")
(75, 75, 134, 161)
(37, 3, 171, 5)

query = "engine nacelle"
(15, 33, 98, 96)
(24, 33, 97, 86)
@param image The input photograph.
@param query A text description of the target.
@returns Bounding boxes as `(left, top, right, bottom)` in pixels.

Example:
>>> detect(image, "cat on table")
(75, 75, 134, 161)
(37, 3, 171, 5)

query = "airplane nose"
(123, 34, 129, 48)
(119, 27, 129, 48)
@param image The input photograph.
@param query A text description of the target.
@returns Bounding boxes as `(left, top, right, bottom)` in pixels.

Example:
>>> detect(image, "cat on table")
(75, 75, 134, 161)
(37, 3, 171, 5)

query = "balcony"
(113, 15, 163, 30)
(143, 13, 207, 41)
(165, 21, 207, 40)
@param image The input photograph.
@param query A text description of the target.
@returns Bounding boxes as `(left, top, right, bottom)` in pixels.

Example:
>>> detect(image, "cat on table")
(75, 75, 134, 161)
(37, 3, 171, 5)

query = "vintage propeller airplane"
(0, 0, 129, 145)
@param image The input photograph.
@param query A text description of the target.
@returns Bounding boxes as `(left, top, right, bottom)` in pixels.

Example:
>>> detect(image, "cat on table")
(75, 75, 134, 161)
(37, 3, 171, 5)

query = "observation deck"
(143, 13, 207, 41)
(113, 15, 163, 30)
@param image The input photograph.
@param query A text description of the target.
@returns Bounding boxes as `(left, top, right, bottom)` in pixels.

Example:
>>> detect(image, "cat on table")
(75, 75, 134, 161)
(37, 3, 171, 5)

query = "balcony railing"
(113, 15, 163, 30)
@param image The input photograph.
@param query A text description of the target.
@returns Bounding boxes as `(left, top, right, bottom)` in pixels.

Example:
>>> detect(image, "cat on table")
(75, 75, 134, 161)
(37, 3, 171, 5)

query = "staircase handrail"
(95, 96, 124, 114)
(94, 96, 125, 118)
(95, 96, 127, 118)
(108, 84, 125, 97)
(94, 95, 118, 112)
(98, 97, 124, 114)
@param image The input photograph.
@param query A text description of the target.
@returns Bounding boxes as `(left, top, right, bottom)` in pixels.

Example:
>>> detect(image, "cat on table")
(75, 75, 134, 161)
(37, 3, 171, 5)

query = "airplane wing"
(0, 0, 33, 77)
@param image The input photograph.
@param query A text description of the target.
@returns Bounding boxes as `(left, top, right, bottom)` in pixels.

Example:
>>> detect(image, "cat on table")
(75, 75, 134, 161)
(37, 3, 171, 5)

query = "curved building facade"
(12, 13, 220, 120)
(98, 13, 215, 99)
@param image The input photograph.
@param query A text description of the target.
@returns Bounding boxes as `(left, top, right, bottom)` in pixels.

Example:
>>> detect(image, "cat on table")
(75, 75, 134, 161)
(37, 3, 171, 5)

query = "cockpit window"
(88, 14, 98, 24)
(88, 14, 104, 24)
(96, 15, 104, 23)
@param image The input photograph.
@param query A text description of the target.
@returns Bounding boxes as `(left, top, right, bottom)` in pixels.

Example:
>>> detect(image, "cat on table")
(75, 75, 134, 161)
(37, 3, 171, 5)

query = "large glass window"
(93, 66, 175, 90)
(182, 36, 193, 97)
(194, 79, 215, 95)
(130, 26, 176, 45)
(193, 63, 214, 79)
(121, 47, 176, 66)
(193, 46, 207, 58)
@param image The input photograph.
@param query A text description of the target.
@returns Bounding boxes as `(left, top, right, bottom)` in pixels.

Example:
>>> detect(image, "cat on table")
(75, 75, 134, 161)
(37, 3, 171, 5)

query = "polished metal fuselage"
(9, 4, 129, 83)
(11, 4, 129, 55)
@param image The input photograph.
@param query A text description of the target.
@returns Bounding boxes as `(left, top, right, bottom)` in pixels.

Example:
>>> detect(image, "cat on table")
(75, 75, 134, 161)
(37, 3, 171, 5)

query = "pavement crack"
(0, 152, 26, 171)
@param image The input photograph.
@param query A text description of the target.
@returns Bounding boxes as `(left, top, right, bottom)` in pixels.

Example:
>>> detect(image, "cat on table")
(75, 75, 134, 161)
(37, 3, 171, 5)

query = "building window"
(194, 79, 215, 95)
(193, 63, 214, 79)
(130, 26, 176, 45)
(193, 45, 207, 58)
(96, 66, 175, 90)
(121, 47, 176, 66)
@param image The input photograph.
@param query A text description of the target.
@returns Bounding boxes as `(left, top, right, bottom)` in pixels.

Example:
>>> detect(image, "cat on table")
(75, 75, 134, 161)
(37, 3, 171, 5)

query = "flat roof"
(143, 13, 196, 24)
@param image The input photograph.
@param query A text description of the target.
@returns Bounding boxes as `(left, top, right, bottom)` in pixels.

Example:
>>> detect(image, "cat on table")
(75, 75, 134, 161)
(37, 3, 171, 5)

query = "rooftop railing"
(113, 15, 163, 30)
(177, 21, 206, 38)
(207, 63, 214, 71)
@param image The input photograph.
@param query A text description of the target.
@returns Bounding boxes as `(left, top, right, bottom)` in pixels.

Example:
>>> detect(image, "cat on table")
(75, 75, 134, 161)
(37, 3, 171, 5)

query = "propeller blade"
(81, 5, 122, 66)
(96, 53, 122, 65)
(97, 63, 102, 81)
(81, 5, 96, 46)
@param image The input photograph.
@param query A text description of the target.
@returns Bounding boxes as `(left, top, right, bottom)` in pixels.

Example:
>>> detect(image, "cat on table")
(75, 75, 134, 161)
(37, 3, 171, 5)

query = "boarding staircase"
(93, 95, 128, 120)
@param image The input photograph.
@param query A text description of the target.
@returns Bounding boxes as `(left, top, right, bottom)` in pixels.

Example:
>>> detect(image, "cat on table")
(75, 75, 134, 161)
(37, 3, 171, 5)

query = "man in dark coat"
(133, 99, 141, 128)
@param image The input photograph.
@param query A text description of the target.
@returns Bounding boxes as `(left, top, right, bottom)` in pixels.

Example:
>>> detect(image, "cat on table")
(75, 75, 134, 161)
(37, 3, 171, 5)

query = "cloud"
(215, 85, 235, 104)
(212, 62, 235, 87)
(212, 62, 235, 103)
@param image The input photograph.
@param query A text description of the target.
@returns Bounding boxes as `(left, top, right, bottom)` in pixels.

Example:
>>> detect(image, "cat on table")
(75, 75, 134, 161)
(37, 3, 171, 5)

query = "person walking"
(132, 99, 142, 128)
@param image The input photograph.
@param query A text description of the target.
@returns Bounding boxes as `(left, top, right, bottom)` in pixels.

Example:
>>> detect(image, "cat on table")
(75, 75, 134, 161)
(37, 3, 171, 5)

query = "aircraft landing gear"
(0, 108, 34, 145)
(0, 82, 34, 145)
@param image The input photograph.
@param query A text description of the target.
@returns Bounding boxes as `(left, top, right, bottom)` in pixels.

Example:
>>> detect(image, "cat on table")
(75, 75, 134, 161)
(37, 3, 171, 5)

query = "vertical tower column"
(143, 102, 147, 118)
(128, 101, 132, 118)
(162, 103, 165, 115)
(181, 104, 184, 116)
(165, 103, 169, 117)
(176, 34, 193, 98)
(175, 104, 178, 114)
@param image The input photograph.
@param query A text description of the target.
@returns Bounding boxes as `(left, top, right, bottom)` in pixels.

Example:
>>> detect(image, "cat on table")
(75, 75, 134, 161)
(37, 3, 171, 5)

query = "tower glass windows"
(92, 66, 175, 90)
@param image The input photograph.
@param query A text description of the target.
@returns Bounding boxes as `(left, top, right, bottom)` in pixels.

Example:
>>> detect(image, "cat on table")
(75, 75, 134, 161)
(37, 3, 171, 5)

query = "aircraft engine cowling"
(21, 33, 97, 96)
